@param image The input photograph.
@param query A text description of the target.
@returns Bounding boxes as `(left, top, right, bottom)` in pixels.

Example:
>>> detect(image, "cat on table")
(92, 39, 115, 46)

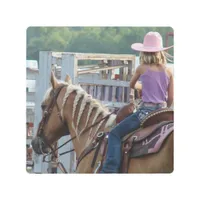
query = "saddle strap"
(76, 142, 97, 169)
(95, 136, 108, 173)
(76, 132, 106, 170)
(100, 136, 108, 159)
(121, 140, 132, 173)
(91, 133, 105, 168)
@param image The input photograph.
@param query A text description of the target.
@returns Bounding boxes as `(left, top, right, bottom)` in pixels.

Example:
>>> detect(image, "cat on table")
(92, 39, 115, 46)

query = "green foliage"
(27, 27, 174, 61)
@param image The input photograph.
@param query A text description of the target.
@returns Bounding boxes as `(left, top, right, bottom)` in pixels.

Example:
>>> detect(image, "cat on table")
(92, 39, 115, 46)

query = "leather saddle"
(99, 107, 174, 173)
(120, 108, 174, 172)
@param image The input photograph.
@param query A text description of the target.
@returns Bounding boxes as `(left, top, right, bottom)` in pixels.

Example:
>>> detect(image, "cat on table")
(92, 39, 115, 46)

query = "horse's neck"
(62, 90, 116, 156)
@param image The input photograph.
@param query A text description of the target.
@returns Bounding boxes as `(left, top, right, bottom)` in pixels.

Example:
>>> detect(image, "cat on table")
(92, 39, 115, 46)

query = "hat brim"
(131, 43, 173, 52)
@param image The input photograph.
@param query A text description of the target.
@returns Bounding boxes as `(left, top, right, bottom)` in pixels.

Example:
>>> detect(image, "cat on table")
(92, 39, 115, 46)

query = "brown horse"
(31, 72, 173, 173)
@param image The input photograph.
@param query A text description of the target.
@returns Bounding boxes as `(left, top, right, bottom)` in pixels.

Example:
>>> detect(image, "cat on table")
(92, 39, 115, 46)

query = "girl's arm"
(130, 66, 142, 89)
(129, 66, 142, 103)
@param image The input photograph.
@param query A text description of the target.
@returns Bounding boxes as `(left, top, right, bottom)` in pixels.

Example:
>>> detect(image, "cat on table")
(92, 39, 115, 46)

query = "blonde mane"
(42, 81, 116, 140)
(60, 84, 111, 137)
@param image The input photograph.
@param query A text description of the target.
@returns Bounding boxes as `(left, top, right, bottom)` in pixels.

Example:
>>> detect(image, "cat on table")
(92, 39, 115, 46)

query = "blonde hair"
(140, 51, 173, 65)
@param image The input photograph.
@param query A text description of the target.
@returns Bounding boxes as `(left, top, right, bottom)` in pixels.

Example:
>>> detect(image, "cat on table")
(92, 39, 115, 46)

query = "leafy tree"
(27, 27, 174, 62)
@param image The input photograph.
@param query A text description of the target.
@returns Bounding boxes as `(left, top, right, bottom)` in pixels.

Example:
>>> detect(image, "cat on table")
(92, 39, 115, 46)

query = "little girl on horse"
(100, 31, 174, 173)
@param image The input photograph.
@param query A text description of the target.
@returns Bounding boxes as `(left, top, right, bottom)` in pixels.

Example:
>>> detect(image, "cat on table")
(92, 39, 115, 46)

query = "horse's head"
(31, 72, 71, 155)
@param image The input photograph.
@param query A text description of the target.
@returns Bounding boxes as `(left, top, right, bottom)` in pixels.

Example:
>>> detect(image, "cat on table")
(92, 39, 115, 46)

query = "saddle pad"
(130, 122, 173, 158)
(122, 121, 172, 143)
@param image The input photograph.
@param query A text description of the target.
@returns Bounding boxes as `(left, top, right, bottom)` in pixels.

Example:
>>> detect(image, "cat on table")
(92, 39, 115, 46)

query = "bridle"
(36, 84, 71, 173)
(37, 85, 68, 137)
(35, 84, 114, 173)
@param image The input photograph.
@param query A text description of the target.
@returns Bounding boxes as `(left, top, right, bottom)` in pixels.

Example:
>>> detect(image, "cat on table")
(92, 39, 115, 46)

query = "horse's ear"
(65, 74, 72, 84)
(50, 71, 58, 89)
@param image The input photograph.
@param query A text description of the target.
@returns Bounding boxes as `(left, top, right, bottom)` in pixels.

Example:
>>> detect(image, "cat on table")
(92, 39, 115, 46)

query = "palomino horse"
(31, 72, 173, 173)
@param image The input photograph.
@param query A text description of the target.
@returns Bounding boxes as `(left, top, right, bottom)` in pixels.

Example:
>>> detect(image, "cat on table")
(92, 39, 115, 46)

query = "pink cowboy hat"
(131, 32, 173, 52)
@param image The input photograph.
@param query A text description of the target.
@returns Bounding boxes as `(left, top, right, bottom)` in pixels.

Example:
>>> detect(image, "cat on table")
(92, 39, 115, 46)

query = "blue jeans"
(100, 104, 163, 173)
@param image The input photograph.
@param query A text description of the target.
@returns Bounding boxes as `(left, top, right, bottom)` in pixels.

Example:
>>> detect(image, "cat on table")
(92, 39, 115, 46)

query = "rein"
(43, 111, 115, 168)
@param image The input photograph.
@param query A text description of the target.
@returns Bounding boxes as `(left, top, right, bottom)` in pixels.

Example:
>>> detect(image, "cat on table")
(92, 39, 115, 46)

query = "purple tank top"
(140, 67, 170, 103)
